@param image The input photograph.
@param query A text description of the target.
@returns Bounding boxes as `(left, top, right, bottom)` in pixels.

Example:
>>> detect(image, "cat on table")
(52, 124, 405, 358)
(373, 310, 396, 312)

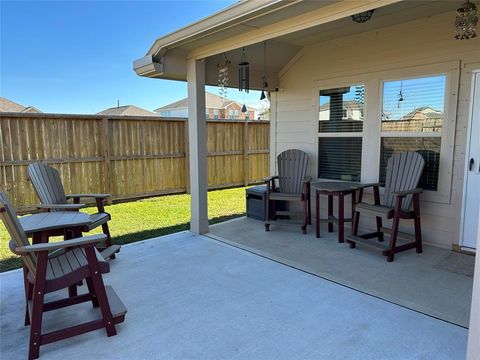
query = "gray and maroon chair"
(346, 152, 425, 262)
(265, 149, 311, 234)
(28, 162, 120, 260)
(0, 192, 126, 360)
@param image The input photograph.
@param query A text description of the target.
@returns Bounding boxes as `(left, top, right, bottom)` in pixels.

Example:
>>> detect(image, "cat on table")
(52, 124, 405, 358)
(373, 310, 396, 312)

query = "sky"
(1, 0, 264, 114)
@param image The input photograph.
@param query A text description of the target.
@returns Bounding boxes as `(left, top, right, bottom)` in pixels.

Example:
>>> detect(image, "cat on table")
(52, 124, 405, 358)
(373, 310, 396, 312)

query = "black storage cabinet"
(246, 185, 284, 221)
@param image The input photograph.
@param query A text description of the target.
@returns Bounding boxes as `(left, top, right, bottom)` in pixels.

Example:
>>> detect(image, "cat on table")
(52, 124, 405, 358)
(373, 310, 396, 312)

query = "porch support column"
(187, 58, 209, 234)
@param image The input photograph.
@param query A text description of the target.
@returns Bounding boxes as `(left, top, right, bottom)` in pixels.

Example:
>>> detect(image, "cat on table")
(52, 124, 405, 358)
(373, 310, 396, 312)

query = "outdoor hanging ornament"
(455, 0, 478, 39)
(241, 92, 247, 113)
(398, 80, 405, 109)
(238, 47, 250, 93)
(351, 9, 375, 23)
(260, 41, 268, 101)
(217, 53, 230, 98)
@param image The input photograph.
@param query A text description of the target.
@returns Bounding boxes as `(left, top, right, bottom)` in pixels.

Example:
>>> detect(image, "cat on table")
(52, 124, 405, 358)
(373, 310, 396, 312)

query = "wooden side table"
(313, 181, 364, 243)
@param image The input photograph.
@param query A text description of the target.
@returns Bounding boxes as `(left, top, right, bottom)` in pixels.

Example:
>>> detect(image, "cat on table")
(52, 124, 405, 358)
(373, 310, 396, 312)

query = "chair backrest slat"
(28, 163, 67, 211)
(0, 193, 36, 274)
(384, 152, 425, 210)
(277, 149, 309, 194)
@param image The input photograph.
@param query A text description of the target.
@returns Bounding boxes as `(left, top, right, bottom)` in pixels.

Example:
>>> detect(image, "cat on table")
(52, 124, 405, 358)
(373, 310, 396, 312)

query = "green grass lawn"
(0, 187, 248, 272)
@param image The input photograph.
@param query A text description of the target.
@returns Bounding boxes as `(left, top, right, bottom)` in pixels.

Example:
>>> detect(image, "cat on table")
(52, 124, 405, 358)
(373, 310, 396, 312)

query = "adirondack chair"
(0, 192, 126, 360)
(28, 162, 120, 260)
(346, 152, 425, 262)
(265, 149, 311, 234)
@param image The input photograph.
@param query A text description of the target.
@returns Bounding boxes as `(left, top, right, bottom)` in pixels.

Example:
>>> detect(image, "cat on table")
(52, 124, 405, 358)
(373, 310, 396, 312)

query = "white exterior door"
(461, 71, 480, 250)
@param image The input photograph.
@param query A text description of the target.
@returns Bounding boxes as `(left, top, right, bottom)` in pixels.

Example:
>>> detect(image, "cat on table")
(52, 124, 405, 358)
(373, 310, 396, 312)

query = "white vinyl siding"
(272, 11, 480, 248)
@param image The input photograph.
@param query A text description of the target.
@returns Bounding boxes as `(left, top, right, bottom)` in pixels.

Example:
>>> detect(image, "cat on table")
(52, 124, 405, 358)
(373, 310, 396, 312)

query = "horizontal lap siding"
(0, 115, 269, 212)
(274, 11, 480, 247)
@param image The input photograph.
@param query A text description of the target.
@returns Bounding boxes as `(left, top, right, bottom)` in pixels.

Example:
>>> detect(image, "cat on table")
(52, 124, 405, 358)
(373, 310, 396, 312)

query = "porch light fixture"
(260, 41, 268, 101)
(238, 47, 250, 93)
(351, 9, 375, 23)
(454, 0, 478, 39)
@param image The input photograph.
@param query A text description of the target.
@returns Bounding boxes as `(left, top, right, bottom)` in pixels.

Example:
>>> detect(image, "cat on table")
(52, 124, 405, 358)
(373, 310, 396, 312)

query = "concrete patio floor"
(0, 231, 468, 359)
(209, 217, 474, 328)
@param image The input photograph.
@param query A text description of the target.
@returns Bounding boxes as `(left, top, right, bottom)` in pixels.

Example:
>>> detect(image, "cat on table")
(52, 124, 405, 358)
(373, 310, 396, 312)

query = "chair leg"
(85, 276, 100, 308)
(29, 254, 48, 360)
(413, 193, 423, 254)
(376, 217, 384, 242)
(307, 186, 312, 225)
(102, 223, 116, 260)
(387, 214, 401, 262)
(265, 195, 270, 232)
(85, 247, 116, 337)
(302, 198, 308, 235)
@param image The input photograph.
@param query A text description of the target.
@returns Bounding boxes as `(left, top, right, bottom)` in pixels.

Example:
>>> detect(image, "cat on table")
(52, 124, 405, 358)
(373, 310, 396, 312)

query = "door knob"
(469, 158, 474, 171)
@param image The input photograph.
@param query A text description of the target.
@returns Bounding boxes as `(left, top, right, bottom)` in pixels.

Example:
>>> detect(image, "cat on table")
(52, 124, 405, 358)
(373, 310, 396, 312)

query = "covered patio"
(0, 231, 469, 359)
(133, 0, 480, 357)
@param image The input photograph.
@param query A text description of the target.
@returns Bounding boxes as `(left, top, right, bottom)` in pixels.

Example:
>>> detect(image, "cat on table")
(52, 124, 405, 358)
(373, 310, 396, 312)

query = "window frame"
(312, 61, 459, 204)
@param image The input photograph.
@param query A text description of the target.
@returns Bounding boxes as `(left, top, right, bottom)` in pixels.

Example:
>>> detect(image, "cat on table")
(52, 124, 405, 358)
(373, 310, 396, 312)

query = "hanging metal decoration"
(455, 0, 478, 39)
(351, 9, 375, 23)
(238, 47, 250, 93)
(398, 80, 404, 109)
(260, 41, 268, 101)
(241, 104, 247, 113)
(217, 53, 230, 98)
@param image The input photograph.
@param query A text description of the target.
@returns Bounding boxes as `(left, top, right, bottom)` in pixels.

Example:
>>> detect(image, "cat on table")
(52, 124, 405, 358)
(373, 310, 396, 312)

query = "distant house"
(0, 97, 42, 113)
(155, 92, 256, 120)
(96, 105, 157, 117)
(319, 100, 363, 121)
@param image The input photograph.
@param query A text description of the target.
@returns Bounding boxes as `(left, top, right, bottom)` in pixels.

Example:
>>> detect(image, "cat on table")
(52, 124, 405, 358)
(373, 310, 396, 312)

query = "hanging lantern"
(238, 47, 250, 93)
(351, 9, 375, 23)
(217, 53, 230, 98)
(260, 41, 268, 101)
(241, 104, 247, 113)
(455, 0, 478, 39)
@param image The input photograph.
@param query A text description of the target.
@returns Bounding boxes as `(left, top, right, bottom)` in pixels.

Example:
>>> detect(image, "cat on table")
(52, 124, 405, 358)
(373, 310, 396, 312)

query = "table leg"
(328, 195, 333, 232)
(338, 193, 345, 243)
(316, 191, 320, 238)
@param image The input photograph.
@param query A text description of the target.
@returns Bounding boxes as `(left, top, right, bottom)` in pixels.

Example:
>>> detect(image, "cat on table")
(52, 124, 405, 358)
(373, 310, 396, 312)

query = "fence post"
(184, 120, 190, 193)
(102, 117, 112, 204)
(243, 119, 249, 186)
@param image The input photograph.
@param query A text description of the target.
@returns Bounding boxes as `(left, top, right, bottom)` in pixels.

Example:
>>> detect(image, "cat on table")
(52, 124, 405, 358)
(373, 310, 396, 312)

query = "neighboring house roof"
(319, 100, 363, 111)
(155, 92, 255, 112)
(401, 106, 443, 120)
(96, 105, 157, 116)
(0, 97, 42, 113)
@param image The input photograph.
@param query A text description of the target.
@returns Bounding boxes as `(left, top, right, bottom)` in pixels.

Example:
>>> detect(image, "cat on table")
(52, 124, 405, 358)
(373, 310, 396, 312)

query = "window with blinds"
(380, 75, 445, 190)
(318, 85, 364, 181)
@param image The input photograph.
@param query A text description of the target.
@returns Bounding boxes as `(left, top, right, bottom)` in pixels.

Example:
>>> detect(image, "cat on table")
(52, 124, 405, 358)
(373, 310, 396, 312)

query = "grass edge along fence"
(0, 112, 269, 213)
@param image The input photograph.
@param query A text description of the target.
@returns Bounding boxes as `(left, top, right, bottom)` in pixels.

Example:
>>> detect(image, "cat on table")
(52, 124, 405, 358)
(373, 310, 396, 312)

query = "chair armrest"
(359, 182, 384, 189)
(66, 193, 110, 200)
(264, 176, 278, 182)
(36, 203, 85, 210)
(392, 188, 423, 197)
(15, 234, 107, 253)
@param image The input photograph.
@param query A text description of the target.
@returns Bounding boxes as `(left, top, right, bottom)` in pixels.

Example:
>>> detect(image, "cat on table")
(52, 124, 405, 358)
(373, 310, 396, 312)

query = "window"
(213, 109, 219, 120)
(228, 109, 234, 118)
(318, 85, 365, 181)
(380, 75, 445, 190)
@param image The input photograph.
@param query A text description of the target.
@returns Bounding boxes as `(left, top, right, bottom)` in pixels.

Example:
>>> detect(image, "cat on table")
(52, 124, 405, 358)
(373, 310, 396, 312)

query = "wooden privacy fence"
(0, 113, 269, 212)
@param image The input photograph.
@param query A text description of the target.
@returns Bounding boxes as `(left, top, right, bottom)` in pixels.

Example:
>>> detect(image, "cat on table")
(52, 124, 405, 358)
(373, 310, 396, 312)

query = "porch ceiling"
(133, 0, 459, 89)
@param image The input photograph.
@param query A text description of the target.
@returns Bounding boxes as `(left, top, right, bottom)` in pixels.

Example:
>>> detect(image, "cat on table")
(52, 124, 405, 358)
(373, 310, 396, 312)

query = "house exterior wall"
(272, 11, 480, 248)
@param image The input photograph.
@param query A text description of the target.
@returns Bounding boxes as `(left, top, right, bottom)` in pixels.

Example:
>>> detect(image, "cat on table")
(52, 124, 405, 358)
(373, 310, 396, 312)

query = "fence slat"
(0, 113, 269, 213)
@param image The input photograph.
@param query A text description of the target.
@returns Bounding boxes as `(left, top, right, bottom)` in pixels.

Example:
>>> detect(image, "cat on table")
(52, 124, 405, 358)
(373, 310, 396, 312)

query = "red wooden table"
(313, 181, 365, 243)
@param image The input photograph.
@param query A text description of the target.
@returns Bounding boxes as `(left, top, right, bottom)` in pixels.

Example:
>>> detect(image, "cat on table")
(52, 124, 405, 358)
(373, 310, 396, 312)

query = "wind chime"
(238, 47, 250, 112)
(398, 80, 405, 109)
(260, 41, 268, 101)
(217, 53, 230, 98)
